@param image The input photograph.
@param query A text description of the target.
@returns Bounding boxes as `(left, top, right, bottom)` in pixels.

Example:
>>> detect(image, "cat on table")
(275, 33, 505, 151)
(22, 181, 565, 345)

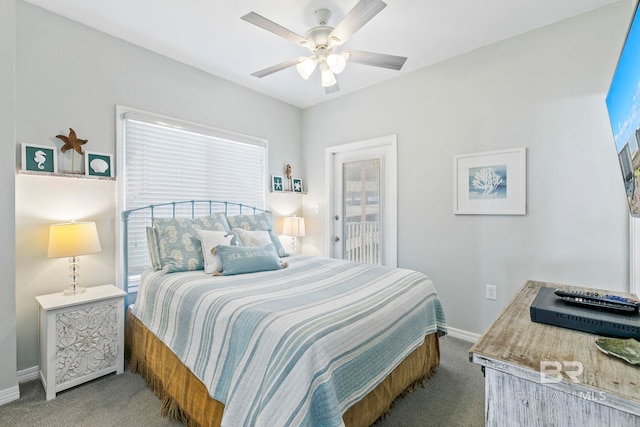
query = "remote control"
(554, 289, 639, 314)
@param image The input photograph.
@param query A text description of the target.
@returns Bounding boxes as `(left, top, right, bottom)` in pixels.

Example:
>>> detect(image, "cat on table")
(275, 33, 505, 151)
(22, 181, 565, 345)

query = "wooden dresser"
(469, 280, 640, 426)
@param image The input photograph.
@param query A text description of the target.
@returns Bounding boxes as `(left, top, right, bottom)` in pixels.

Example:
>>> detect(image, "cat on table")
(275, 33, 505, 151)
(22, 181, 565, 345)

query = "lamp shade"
(326, 53, 347, 74)
(282, 216, 306, 237)
(296, 57, 317, 80)
(320, 63, 337, 87)
(47, 221, 102, 258)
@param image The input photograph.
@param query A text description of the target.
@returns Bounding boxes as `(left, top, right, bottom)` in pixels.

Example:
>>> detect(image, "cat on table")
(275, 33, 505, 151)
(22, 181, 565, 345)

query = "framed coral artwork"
(453, 147, 526, 215)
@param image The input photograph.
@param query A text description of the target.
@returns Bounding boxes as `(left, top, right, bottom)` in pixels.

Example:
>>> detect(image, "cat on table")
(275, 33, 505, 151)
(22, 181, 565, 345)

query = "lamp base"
(63, 286, 86, 296)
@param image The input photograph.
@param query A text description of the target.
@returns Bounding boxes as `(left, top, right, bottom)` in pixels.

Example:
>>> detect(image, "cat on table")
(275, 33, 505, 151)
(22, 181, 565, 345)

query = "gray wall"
(5, 0, 636, 390)
(0, 0, 18, 400)
(301, 1, 633, 335)
(14, 1, 302, 372)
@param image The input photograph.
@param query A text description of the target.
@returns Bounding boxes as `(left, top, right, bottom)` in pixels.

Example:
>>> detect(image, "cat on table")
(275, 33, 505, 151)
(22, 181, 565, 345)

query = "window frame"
(115, 105, 269, 293)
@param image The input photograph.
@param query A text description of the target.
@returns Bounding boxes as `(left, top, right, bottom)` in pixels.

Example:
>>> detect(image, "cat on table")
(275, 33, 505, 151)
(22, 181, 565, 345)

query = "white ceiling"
(24, 0, 620, 109)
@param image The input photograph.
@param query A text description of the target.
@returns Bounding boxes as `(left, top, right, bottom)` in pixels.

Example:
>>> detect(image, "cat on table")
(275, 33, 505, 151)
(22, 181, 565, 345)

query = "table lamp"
(282, 216, 305, 255)
(47, 221, 102, 295)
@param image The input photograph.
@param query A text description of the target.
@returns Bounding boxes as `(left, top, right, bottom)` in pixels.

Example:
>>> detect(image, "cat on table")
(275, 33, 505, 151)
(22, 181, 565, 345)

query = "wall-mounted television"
(606, 1, 640, 216)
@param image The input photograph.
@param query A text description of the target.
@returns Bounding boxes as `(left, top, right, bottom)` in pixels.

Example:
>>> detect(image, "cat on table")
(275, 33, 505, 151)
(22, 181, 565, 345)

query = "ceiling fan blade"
(251, 57, 300, 78)
(325, 81, 340, 95)
(241, 12, 310, 47)
(328, 0, 387, 46)
(345, 49, 407, 70)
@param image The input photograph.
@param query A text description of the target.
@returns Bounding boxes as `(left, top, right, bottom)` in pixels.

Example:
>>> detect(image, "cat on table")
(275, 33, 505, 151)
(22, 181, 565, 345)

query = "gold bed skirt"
(125, 309, 440, 427)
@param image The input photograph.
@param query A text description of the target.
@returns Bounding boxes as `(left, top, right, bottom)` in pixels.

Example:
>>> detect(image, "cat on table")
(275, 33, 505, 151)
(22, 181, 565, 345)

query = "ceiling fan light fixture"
(296, 57, 317, 80)
(326, 53, 347, 74)
(320, 63, 337, 87)
(243, 0, 406, 95)
(328, 36, 342, 47)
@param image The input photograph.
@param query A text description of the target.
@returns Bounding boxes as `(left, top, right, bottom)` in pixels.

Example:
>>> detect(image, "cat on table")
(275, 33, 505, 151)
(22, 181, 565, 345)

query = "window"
(116, 106, 267, 292)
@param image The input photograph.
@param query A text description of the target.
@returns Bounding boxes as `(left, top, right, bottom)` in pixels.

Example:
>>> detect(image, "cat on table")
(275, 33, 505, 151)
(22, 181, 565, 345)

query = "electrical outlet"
(486, 284, 497, 300)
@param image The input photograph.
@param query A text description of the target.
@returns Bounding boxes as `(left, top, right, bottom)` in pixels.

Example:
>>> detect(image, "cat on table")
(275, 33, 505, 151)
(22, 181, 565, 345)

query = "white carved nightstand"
(36, 284, 126, 400)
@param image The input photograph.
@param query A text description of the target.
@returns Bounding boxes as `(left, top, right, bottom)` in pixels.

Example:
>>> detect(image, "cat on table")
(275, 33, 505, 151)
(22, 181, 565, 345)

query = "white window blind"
(118, 108, 267, 290)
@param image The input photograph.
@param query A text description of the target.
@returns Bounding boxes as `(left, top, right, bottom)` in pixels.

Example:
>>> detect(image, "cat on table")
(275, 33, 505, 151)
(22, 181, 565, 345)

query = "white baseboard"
(445, 326, 481, 343)
(0, 384, 19, 406)
(17, 366, 39, 383)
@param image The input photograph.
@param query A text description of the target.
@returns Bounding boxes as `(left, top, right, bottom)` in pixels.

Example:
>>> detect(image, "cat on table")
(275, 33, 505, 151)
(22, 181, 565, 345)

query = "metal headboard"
(120, 200, 268, 299)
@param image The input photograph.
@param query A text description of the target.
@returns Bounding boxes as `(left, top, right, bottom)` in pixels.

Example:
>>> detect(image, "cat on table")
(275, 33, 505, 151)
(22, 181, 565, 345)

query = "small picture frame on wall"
(453, 147, 526, 215)
(292, 178, 303, 193)
(21, 143, 58, 173)
(85, 152, 113, 177)
(272, 175, 284, 192)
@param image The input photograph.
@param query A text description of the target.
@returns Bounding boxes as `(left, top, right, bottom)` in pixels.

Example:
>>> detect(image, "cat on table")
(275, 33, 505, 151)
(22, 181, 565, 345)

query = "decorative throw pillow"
(193, 213, 238, 245)
(153, 217, 204, 273)
(196, 229, 234, 273)
(233, 228, 272, 247)
(226, 212, 288, 257)
(145, 226, 163, 271)
(193, 212, 230, 232)
(215, 244, 286, 276)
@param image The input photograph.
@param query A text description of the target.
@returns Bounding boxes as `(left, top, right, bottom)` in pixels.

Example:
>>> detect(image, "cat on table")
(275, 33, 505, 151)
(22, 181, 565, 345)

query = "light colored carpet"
(0, 336, 483, 426)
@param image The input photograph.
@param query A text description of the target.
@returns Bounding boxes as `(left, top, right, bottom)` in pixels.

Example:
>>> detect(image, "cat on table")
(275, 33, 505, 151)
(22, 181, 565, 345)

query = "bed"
(122, 201, 447, 427)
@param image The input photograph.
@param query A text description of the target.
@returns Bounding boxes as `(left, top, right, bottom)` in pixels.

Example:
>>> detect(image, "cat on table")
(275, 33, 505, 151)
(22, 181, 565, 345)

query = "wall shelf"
(271, 190, 306, 195)
(17, 170, 115, 181)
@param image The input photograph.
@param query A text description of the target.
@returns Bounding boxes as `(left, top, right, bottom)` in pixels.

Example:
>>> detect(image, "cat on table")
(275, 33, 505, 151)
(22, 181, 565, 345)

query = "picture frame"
(21, 143, 58, 173)
(85, 152, 113, 177)
(272, 175, 284, 192)
(453, 147, 526, 215)
(292, 178, 303, 193)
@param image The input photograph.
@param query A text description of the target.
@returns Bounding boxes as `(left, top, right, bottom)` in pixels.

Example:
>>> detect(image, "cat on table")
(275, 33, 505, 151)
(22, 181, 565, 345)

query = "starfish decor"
(56, 128, 87, 173)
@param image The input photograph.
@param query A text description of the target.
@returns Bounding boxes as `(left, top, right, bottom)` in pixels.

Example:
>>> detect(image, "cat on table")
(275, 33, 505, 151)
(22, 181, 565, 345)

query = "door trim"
(325, 135, 397, 266)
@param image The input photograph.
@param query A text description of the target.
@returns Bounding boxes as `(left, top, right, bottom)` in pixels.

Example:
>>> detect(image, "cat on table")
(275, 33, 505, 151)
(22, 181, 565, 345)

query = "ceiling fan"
(241, 0, 407, 94)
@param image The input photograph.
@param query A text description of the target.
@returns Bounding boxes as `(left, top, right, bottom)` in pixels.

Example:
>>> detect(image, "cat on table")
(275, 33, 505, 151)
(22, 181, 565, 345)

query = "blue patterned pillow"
(153, 217, 204, 273)
(226, 212, 288, 257)
(153, 213, 238, 273)
(216, 244, 284, 275)
(193, 213, 230, 231)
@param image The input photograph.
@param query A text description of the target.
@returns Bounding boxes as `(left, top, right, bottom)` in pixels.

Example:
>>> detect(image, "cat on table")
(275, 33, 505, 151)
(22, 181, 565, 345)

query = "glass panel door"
(342, 159, 381, 265)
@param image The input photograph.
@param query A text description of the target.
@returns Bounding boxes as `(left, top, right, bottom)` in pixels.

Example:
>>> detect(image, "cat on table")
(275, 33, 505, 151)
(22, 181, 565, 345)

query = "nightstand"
(36, 284, 126, 400)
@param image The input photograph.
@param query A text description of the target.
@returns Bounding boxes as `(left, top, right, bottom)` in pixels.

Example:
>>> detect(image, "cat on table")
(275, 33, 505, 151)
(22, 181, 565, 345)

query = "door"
(328, 136, 397, 267)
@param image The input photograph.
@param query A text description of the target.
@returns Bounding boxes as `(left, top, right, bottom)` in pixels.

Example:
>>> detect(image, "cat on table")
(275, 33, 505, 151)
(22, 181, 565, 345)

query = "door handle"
(334, 236, 340, 242)
(335, 215, 340, 220)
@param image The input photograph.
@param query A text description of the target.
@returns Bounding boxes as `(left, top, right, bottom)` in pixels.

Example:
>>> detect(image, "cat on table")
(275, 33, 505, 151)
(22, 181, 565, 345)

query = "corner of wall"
(1, 0, 18, 398)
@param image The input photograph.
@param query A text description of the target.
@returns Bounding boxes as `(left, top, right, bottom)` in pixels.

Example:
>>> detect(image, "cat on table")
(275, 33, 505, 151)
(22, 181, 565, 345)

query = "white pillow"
(233, 228, 272, 247)
(196, 229, 234, 273)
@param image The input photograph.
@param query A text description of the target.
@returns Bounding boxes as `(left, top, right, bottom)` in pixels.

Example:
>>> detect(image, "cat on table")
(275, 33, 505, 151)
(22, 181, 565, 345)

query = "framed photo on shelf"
(21, 143, 58, 173)
(292, 178, 303, 193)
(85, 152, 113, 177)
(272, 175, 284, 192)
(453, 147, 526, 215)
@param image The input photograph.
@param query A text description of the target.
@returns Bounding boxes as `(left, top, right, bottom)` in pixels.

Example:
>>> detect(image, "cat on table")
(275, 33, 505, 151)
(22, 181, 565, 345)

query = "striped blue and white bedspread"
(131, 255, 447, 427)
